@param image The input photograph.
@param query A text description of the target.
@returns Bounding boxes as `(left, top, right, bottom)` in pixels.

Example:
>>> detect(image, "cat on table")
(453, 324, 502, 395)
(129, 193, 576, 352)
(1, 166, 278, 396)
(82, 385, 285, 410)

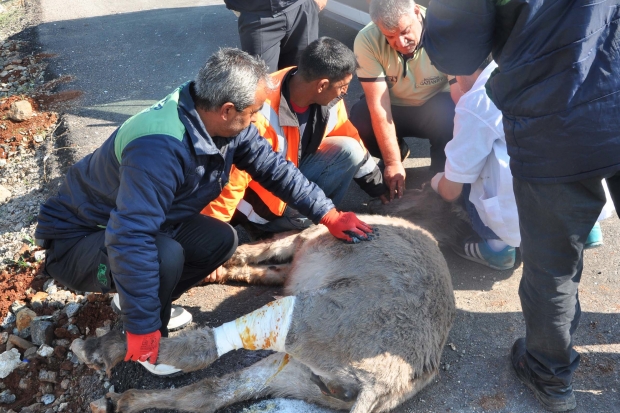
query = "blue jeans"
(252, 136, 366, 233)
(461, 184, 500, 241)
(513, 172, 620, 392)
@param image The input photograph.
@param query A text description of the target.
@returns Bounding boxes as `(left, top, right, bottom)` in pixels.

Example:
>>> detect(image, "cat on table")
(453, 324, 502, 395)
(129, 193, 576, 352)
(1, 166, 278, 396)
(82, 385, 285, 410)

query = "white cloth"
(444, 62, 521, 247)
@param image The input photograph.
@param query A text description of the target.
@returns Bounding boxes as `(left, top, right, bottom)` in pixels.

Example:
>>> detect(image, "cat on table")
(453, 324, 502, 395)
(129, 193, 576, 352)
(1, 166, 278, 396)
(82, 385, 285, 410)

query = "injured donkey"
(72, 209, 456, 413)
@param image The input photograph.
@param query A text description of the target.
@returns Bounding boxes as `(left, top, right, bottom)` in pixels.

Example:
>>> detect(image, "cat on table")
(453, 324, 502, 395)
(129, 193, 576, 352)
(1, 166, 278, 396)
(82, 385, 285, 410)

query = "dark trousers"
(238, 0, 319, 73)
(44, 214, 238, 336)
(349, 92, 455, 173)
(513, 171, 620, 392)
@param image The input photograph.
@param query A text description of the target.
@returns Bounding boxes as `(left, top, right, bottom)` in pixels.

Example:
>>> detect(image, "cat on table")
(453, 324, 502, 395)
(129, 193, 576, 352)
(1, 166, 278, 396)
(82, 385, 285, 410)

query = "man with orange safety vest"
(203, 37, 387, 234)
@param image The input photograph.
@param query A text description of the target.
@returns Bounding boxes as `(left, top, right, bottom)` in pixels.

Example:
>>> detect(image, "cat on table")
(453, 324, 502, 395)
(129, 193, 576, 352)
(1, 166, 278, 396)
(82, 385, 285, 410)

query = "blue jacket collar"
(177, 81, 221, 156)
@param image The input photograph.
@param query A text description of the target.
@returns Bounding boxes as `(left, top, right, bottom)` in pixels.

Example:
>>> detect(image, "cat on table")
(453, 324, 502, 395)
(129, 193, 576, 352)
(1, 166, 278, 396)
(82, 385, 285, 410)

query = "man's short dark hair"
(297, 37, 359, 83)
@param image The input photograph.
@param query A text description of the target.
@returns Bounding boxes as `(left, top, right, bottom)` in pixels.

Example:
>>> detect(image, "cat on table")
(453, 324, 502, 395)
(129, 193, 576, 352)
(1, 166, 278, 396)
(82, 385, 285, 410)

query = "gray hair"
(194, 48, 274, 111)
(370, 0, 416, 30)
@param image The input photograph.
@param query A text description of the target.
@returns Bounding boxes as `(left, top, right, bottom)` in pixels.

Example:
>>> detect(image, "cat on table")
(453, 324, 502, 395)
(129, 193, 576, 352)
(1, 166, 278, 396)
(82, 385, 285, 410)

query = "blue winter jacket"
(423, 0, 620, 183)
(35, 82, 334, 334)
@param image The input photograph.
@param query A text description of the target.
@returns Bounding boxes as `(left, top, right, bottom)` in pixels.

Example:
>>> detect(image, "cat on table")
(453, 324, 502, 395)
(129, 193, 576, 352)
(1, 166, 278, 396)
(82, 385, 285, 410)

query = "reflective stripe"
(237, 199, 270, 225)
(260, 104, 287, 155)
(354, 154, 378, 178)
(325, 105, 339, 135)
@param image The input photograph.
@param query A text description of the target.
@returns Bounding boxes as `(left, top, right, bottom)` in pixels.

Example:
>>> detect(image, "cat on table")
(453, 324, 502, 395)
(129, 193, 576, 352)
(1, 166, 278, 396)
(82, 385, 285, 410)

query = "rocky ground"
(0, 2, 120, 412)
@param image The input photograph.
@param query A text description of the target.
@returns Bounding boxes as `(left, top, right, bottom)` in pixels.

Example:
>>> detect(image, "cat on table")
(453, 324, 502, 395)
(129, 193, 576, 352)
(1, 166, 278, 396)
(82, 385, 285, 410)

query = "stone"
(8, 100, 33, 122)
(41, 393, 55, 405)
(23, 346, 37, 359)
(37, 344, 54, 358)
(17, 326, 30, 339)
(34, 250, 45, 261)
(10, 300, 26, 314)
(0, 332, 8, 345)
(60, 379, 70, 390)
(59, 402, 69, 411)
(0, 389, 16, 404)
(43, 279, 56, 293)
(63, 303, 81, 318)
(18, 378, 31, 390)
(67, 324, 80, 336)
(30, 320, 54, 346)
(39, 370, 57, 383)
(90, 396, 109, 413)
(0, 184, 10, 204)
(16, 308, 37, 331)
(0, 348, 21, 378)
(30, 291, 48, 309)
(7, 334, 34, 350)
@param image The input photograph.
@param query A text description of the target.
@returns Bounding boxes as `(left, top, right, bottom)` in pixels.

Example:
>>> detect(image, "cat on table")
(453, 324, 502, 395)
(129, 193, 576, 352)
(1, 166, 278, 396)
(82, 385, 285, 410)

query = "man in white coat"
(432, 56, 613, 270)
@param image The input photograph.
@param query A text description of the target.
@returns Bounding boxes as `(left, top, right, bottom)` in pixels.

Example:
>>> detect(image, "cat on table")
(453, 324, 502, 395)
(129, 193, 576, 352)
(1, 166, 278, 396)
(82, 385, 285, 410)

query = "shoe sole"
(584, 241, 603, 250)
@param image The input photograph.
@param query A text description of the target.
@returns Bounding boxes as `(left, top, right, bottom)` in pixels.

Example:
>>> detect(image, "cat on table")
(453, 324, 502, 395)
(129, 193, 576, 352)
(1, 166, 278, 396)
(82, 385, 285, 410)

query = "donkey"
(71, 186, 463, 413)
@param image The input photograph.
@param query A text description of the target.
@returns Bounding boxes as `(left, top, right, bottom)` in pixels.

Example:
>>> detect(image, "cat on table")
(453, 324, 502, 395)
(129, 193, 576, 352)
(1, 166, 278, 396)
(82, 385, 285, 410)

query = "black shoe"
(511, 338, 577, 412)
(397, 137, 410, 162)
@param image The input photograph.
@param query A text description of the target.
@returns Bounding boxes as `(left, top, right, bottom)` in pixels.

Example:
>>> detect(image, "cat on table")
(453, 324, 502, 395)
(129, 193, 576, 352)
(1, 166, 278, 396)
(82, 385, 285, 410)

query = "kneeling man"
(203, 37, 387, 234)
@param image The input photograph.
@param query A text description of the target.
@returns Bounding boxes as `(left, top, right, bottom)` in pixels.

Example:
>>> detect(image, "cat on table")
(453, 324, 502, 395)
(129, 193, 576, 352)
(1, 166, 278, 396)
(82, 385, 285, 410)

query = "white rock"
(8, 100, 33, 122)
(36, 344, 54, 358)
(0, 348, 22, 379)
(0, 184, 11, 204)
(41, 393, 55, 405)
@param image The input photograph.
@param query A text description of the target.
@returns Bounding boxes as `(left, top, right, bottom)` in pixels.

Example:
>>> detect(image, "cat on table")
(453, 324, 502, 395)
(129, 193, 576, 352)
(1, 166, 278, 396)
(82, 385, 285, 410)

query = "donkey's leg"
(71, 328, 220, 376)
(225, 230, 302, 267)
(110, 353, 354, 413)
(219, 263, 291, 285)
(72, 296, 297, 374)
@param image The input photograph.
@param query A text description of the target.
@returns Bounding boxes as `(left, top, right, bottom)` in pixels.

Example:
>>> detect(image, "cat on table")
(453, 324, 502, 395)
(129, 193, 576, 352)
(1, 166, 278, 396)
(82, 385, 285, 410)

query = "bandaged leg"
(213, 296, 296, 357)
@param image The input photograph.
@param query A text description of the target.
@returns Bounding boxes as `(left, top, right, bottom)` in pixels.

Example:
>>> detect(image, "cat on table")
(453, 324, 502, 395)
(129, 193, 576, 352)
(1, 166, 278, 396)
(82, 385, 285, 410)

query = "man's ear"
(220, 102, 236, 120)
(317, 79, 330, 94)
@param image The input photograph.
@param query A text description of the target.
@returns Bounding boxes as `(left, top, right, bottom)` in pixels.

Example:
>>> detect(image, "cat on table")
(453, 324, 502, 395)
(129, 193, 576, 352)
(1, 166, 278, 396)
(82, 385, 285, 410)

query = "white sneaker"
(111, 294, 193, 331)
(137, 360, 182, 376)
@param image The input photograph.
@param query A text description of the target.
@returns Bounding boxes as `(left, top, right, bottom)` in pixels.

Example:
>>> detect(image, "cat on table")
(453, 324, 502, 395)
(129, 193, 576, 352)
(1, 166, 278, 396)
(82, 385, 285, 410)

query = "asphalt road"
(34, 1, 620, 412)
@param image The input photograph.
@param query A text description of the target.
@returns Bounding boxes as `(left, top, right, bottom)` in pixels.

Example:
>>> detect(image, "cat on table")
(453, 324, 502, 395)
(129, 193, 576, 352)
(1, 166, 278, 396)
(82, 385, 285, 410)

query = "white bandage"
(213, 296, 296, 357)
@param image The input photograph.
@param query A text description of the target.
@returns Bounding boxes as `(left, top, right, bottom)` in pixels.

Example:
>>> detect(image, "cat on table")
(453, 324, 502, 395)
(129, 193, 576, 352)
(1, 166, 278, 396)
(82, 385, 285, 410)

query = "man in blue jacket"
(35, 48, 372, 376)
(423, 1, 620, 411)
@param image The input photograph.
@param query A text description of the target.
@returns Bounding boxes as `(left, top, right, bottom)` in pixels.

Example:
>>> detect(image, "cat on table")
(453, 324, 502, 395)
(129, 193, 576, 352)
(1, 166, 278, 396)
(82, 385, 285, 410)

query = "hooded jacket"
(35, 81, 334, 334)
(423, 0, 620, 183)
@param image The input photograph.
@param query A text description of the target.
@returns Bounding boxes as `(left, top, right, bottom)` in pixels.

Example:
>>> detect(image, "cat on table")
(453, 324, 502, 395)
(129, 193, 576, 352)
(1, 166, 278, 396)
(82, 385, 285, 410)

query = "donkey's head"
(368, 184, 474, 248)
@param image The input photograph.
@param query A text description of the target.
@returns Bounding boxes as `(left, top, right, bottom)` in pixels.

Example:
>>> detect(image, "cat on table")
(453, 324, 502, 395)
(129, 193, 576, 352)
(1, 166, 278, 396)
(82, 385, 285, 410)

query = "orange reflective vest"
(202, 67, 367, 223)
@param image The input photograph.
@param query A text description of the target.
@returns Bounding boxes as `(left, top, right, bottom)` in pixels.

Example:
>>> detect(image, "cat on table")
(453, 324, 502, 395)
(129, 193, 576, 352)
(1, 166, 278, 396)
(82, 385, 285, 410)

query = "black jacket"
(224, 0, 306, 16)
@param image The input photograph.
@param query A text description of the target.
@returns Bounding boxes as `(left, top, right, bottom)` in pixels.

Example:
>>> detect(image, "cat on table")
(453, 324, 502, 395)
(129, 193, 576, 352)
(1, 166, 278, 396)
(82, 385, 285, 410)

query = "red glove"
(124, 330, 161, 364)
(320, 208, 374, 242)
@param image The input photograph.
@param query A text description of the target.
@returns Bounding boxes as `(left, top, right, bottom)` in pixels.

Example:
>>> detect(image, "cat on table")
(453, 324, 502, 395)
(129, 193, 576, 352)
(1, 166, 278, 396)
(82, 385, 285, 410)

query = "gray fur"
(72, 199, 459, 413)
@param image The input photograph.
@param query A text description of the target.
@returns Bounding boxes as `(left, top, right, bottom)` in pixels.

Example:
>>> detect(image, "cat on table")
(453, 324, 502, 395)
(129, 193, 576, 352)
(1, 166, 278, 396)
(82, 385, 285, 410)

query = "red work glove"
(124, 330, 161, 364)
(320, 208, 374, 242)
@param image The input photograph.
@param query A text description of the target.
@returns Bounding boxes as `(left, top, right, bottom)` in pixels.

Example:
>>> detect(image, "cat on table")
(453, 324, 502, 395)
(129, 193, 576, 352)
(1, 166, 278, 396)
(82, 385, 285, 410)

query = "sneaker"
(452, 236, 516, 270)
(111, 294, 193, 331)
(397, 137, 410, 162)
(137, 359, 182, 376)
(584, 222, 603, 249)
(511, 338, 577, 412)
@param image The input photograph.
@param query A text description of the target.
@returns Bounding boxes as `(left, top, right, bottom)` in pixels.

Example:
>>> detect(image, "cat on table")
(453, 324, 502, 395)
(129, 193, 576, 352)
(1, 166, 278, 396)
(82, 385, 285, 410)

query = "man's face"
(225, 81, 268, 137)
(378, 7, 423, 55)
(316, 74, 352, 106)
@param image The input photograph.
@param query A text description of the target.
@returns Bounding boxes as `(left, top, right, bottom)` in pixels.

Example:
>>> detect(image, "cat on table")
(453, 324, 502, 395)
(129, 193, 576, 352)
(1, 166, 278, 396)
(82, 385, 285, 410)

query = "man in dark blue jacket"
(224, 0, 326, 73)
(423, 1, 620, 411)
(35, 48, 372, 376)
